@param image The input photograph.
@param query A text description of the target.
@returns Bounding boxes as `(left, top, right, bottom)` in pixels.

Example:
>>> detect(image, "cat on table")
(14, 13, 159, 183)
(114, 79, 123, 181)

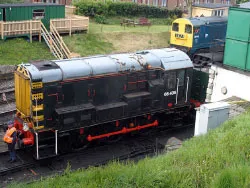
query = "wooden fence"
(0, 16, 89, 41)
(51, 16, 89, 36)
(0, 20, 41, 42)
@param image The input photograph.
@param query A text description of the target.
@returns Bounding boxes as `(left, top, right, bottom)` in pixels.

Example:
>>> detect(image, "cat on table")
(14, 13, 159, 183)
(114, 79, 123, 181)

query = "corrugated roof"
(0, 3, 64, 8)
(193, 3, 231, 9)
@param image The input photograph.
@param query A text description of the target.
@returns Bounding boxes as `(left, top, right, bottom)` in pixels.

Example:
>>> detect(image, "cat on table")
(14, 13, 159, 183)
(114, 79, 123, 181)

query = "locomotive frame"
(14, 48, 194, 160)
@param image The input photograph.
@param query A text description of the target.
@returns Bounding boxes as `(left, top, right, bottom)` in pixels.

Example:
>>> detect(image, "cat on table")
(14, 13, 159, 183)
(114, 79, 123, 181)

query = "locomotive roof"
(21, 48, 193, 83)
(189, 16, 228, 27)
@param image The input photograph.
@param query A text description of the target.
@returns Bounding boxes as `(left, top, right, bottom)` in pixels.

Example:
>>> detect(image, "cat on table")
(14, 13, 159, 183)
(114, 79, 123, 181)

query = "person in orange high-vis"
(3, 121, 17, 163)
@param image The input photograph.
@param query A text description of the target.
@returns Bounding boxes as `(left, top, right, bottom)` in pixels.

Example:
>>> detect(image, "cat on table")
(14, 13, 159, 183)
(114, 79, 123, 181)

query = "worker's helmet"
(7, 120, 14, 129)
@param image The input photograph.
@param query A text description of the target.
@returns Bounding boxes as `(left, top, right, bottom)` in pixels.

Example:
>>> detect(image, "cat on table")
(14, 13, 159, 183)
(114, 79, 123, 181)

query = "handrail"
(50, 22, 71, 55)
(175, 78, 179, 105)
(50, 22, 71, 59)
(185, 77, 190, 103)
(41, 22, 64, 59)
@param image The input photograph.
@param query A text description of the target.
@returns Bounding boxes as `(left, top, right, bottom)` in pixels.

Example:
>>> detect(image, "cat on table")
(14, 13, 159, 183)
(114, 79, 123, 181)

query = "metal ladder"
(35, 130, 58, 160)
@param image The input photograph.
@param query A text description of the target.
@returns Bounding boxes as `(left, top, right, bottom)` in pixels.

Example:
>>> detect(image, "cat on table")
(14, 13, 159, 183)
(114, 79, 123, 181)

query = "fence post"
(39, 21, 42, 42)
(30, 21, 32, 43)
(69, 19, 72, 36)
(1, 22, 4, 40)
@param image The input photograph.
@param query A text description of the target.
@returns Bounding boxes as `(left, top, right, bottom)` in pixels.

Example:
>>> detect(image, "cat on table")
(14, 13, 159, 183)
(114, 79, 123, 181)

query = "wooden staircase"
(41, 22, 80, 60)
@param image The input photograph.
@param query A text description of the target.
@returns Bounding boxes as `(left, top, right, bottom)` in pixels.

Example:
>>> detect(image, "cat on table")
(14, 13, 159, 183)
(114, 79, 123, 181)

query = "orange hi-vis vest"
(3, 127, 16, 144)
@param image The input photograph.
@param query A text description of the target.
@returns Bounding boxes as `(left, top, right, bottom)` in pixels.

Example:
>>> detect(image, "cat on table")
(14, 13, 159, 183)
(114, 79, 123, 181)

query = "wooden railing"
(51, 16, 89, 36)
(0, 20, 41, 42)
(41, 22, 65, 60)
(50, 22, 71, 59)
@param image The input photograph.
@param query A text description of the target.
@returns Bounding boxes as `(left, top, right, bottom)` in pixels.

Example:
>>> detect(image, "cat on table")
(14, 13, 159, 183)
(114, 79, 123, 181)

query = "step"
(70, 52, 81, 58)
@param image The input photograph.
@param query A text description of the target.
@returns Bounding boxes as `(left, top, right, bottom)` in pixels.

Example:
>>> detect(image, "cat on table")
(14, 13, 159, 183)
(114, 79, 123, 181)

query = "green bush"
(0, 0, 24, 2)
(74, 1, 182, 19)
(95, 15, 108, 24)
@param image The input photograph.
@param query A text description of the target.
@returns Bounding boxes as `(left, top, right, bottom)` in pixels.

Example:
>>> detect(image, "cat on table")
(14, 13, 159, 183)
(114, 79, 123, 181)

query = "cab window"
(185, 24, 192, 34)
(172, 23, 179, 32)
(167, 72, 176, 89)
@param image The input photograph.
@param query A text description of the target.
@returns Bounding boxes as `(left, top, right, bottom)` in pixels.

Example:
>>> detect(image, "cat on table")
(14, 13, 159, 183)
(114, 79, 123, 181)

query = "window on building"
(33, 9, 45, 20)
(212, 9, 224, 16)
(162, 0, 167, 7)
(133, 0, 138, 3)
(172, 23, 179, 32)
(153, 0, 158, 6)
(185, 24, 192, 34)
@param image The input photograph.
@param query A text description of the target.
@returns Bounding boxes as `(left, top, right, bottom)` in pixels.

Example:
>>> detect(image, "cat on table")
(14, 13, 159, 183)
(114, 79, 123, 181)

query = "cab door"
(175, 70, 186, 105)
(164, 71, 177, 108)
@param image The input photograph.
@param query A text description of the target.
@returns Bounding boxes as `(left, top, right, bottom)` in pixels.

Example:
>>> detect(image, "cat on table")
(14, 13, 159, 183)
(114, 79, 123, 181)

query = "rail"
(51, 16, 89, 36)
(0, 20, 41, 42)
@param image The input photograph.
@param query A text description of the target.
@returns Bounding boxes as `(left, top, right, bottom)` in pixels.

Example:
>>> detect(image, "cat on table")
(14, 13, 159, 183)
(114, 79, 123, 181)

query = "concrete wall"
(209, 65, 250, 102)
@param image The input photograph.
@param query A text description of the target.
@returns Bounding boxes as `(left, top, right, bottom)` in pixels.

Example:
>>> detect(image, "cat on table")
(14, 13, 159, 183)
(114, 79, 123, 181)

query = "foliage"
(95, 15, 108, 24)
(10, 110, 250, 188)
(236, 0, 249, 4)
(74, 1, 182, 19)
(0, 0, 24, 3)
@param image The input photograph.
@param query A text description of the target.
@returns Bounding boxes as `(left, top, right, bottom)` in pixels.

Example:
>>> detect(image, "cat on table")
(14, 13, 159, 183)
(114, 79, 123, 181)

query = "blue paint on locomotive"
(190, 16, 228, 55)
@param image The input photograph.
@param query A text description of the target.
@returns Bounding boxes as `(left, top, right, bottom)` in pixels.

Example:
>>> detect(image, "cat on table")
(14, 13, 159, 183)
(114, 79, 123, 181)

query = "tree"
(0, 0, 24, 3)
(236, 0, 249, 4)
(184, 0, 193, 18)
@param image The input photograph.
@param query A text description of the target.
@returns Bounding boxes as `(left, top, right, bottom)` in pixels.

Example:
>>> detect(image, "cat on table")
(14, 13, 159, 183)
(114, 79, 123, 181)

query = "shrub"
(74, 1, 182, 19)
(95, 15, 108, 24)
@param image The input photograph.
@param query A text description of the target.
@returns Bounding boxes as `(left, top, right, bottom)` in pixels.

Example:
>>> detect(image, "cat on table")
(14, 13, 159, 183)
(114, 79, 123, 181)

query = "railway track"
(0, 122, 193, 181)
(0, 72, 14, 81)
(0, 150, 36, 176)
(0, 72, 16, 127)
(0, 88, 15, 105)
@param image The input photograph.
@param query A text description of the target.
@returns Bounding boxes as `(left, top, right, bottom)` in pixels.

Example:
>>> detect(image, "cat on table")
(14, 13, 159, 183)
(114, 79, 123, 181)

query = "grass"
(89, 22, 171, 33)
(0, 38, 54, 65)
(63, 33, 114, 57)
(0, 20, 171, 65)
(63, 22, 171, 56)
(98, 16, 174, 26)
(10, 110, 250, 188)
